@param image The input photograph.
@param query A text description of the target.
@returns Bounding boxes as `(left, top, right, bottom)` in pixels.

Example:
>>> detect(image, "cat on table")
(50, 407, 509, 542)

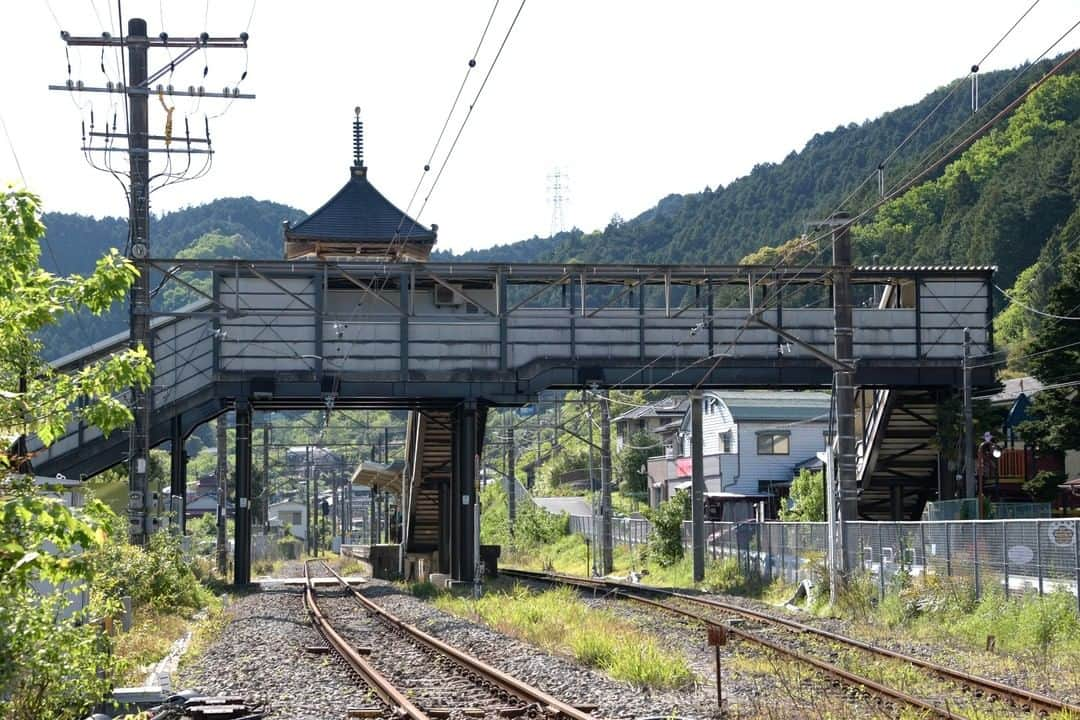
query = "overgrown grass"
(177, 600, 229, 675)
(435, 584, 695, 689)
(112, 609, 190, 685)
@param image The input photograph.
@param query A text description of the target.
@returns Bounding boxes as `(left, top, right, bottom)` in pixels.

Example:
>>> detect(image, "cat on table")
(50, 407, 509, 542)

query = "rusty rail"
(503, 568, 1080, 719)
(318, 562, 595, 720)
(303, 562, 430, 720)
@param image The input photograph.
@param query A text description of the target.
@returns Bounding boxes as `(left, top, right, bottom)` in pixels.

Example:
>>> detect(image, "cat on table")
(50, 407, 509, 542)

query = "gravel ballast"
(177, 586, 381, 720)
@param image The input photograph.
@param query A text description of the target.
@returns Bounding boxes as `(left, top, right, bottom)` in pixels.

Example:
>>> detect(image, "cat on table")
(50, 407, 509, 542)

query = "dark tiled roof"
(285, 168, 436, 245)
(612, 396, 688, 423)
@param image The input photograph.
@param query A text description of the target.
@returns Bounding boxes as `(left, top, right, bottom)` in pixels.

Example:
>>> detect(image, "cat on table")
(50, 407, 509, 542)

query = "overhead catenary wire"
(599, 11, 1059, 400)
(993, 283, 1080, 321)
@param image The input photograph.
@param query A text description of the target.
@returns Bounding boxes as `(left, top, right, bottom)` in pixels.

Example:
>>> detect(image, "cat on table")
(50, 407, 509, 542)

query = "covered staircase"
(404, 410, 453, 555)
(856, 388, 944, 519)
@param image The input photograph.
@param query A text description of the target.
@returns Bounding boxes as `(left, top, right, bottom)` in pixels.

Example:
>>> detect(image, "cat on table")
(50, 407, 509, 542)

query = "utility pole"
(215, 414, 228, 575)
(830, 213, 857, 576)
(963, 328, 975, 499)
(50, 21, 252, 545)
(691, 390, 706, 582)
(587, 393, 598, 575)
(305, 446, 313, 555)
(599, 389, 613, 575)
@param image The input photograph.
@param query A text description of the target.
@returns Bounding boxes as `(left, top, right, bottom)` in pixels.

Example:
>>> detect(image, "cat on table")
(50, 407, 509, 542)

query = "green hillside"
(434, 56, 1074, 285)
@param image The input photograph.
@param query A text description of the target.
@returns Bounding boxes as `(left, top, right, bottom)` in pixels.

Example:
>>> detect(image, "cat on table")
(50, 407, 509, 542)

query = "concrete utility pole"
(126, 19, 152, 546)
(691, 390, 706, 582)
(50, 21, 252, 545)
(963, 328, 976, 499)
(234, 401, 252, 585)
(215, 414, 228, 575)
(599, 390, 614, 575)
(831, 214, 857, 574)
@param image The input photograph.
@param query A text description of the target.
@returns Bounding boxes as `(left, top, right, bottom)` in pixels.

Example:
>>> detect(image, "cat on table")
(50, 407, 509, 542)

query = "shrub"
(646, 490, 688, 567)
(408, 580, 440, 599)
(93, 532, 210, 613)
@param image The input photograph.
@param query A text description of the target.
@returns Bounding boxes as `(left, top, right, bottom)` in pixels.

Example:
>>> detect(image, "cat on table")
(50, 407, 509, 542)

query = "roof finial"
(352, 106, 365, 173)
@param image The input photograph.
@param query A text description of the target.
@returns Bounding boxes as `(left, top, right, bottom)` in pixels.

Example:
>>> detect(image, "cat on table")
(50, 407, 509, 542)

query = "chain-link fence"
(567, 515, 1080, 610)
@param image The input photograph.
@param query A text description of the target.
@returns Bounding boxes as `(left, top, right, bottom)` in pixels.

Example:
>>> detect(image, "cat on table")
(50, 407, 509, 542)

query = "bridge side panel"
(217, 276, 318, 373)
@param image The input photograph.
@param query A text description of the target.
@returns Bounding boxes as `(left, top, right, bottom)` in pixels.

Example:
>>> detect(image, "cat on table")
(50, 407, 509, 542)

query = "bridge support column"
(169, 415, 187, 535)
(451, 401, 478, 582)
(233, 400, 253, 587)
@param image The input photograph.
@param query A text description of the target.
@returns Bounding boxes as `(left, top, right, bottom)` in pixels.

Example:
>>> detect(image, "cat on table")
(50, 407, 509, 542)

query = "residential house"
(987, 376, 1077, 503)
(646, 390, 830, 519)
(612, 396, 688, 451)
(269, 499, 307, 541)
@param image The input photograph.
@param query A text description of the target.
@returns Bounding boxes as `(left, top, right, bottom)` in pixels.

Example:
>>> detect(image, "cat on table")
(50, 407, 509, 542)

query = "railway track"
(501, 568, 1080, 720)
(303, 561, 597, 720)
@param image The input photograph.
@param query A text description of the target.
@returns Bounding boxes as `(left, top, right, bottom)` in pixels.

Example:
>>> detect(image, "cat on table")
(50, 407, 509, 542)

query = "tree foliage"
(646, 490, 688, 567)
(779, 469, 825, 521)
(1019, 245, 1080, 451)
(1, 188, 153, 453)
(615, 431, 661, 497)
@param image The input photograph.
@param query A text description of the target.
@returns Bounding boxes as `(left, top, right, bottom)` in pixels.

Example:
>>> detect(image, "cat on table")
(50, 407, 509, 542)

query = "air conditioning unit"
(433, 284, 463, 307)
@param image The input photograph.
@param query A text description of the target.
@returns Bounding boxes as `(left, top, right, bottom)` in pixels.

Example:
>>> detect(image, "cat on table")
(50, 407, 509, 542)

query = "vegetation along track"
(303, 561, 597, 720)
(501, 568, 1080, 719)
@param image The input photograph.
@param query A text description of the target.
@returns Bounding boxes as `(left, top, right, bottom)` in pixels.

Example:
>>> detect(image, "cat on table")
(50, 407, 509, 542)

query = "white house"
(646, 390, 830, 519)
(268, 499, 307, 541)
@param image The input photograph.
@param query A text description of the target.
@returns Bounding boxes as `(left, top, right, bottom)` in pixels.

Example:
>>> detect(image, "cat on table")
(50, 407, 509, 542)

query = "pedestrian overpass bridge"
(30, 259, 995, 582)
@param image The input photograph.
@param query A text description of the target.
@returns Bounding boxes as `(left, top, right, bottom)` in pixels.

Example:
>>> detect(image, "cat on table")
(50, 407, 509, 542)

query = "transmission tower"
(49, 19, 253, 545)
(547, 167, 569, 236)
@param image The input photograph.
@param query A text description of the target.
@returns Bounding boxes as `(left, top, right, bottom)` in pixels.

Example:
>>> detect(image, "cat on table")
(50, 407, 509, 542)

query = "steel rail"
(318, 562, 595, 720)
(303, 562, 430, 720)
(500, 569, 960, 719)
(504, 569, 1080, 719)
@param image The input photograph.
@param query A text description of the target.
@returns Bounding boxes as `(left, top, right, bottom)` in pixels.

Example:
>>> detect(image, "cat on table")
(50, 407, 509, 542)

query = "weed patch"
(435, 585, 694, 689)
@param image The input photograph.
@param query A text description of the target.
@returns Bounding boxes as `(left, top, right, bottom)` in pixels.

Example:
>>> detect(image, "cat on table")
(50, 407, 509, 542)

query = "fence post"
(945, 522, 953, 577)
(1035, 519, 1044, 597)
(973, 522, 981, 601)
(781, 524, 787, 584)
(919, 523, 927, 578)
(1074, 520, 1079, 614)
(1002, 522, 1009, 600)
(794, 524, 801, 584)
(756, 522, 763, 577)
(878, 523, 886, 601)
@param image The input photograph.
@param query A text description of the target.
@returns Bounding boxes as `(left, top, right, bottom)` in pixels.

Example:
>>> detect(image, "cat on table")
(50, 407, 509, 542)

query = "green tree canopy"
(780, 468, 825, 521)
(1019, 245, 1080, 451)
(1, 187, 153, 456)
(615, 431, 661, 498)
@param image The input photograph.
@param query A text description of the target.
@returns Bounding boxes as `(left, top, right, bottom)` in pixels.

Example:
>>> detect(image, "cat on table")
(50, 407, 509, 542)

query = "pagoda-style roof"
(284, 167, 436, 261)
(284, 110, 436, 261)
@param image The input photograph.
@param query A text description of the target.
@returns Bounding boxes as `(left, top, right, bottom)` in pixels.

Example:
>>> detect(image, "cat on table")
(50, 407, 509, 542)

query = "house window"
(756, 432, 790, 455)
(720, 431, 733, 454)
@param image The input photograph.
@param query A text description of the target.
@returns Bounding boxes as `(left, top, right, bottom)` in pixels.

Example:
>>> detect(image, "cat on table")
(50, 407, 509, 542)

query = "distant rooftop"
(612, 396, 688, 423)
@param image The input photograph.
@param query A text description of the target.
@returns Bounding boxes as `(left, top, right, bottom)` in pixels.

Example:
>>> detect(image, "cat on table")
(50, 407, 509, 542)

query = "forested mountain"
(434, 56, 1073, 277)
(36, 56, 1079, 363)
(36, 198, 305, 358)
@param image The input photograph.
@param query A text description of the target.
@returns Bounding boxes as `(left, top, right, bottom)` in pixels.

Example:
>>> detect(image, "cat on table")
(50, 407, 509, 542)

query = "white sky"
(1, 1, 1077, 255)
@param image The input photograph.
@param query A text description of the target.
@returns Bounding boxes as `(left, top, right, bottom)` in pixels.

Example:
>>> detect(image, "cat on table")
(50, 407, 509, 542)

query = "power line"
(994, 283, 1080, 321)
